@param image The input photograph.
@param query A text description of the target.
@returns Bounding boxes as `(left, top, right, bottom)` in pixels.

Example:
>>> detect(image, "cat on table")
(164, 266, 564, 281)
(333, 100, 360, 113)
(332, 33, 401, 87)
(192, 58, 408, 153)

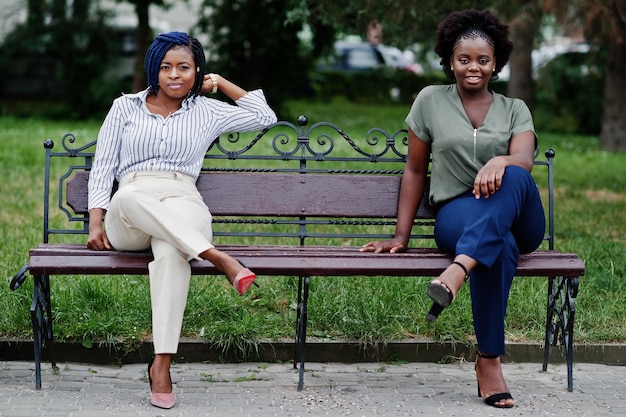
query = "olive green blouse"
(405, 84, 536, 206)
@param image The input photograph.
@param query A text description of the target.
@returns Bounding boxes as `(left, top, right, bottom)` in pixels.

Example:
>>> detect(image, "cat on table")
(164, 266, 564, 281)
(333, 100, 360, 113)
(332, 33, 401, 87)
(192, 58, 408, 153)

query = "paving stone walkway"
(1, 360, 625, 416)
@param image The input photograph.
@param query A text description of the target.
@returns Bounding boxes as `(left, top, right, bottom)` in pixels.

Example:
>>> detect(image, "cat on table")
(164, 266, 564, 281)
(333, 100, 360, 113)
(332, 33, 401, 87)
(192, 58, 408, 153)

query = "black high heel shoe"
(425, 261, 468, 322)
(148, 358, 176, 409)
(475, 352, 514, 409)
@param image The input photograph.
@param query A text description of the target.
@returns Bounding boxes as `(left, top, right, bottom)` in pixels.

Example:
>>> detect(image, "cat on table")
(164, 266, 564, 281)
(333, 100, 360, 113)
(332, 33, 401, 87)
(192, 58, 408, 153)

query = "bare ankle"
(433, 263, 467, 295)
(150, 354, 172, 393)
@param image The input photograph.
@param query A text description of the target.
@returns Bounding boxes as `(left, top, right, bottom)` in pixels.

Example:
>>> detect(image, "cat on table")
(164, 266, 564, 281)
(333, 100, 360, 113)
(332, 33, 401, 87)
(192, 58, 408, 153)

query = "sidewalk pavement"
(1, 360, 625, 416)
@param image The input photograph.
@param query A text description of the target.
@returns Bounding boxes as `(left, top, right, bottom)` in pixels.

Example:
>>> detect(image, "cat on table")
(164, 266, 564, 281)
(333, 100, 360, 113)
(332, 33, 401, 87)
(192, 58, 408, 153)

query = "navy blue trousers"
(433, 166, 545, 355)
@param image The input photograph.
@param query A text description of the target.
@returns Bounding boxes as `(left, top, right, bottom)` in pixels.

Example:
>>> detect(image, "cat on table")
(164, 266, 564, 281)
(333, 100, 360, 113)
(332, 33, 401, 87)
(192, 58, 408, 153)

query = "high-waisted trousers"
(104, 171, 214, 354)
(433, 166, 545, 355)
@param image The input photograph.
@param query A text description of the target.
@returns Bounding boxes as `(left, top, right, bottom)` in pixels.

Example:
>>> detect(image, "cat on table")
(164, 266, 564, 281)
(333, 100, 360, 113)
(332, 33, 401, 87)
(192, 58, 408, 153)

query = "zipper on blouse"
(473, 128, 477, 163)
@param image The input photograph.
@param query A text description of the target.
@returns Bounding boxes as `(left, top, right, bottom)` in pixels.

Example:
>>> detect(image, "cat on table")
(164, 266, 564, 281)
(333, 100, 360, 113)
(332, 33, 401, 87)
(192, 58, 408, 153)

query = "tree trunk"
(27, 0, 45, 27)
(51, 0, 66, 22)
(132, 0, 152, 93)
(73, 0, 89, 21)
(599, 34, 626, 152)
(506, 7, 542, 111)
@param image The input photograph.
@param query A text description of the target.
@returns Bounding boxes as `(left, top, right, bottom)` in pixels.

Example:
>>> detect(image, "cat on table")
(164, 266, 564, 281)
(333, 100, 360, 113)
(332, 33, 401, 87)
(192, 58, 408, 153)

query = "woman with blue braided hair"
(361, 10, 545, 409)
(86, 31, 277, 409)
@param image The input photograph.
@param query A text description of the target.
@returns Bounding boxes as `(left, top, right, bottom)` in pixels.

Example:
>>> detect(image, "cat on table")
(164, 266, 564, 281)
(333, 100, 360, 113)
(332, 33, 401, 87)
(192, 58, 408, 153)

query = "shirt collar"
(127, 88, 197, 113)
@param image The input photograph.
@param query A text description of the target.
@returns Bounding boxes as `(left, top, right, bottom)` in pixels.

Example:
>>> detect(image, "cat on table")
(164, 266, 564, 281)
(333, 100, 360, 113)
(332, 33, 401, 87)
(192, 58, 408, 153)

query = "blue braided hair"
(144, 31, 206, 97)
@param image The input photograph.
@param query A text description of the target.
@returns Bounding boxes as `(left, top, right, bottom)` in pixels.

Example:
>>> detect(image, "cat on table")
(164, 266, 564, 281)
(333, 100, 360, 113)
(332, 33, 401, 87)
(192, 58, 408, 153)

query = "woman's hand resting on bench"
(360, 239, 408, 254)
(86, 208, 111, 251)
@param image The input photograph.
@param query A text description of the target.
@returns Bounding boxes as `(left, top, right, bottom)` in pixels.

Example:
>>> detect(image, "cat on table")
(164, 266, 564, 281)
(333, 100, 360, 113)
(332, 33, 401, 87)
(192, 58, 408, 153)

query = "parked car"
(376, 44, 423, 74)
(318, 41, 422, 74)
(312, 40, 424, 102)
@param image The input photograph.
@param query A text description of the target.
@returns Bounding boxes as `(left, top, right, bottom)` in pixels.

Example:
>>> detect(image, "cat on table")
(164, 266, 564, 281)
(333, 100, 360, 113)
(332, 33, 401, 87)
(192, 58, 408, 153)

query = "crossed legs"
(104, 172, 256, 405)
(431, 166, 545, 408)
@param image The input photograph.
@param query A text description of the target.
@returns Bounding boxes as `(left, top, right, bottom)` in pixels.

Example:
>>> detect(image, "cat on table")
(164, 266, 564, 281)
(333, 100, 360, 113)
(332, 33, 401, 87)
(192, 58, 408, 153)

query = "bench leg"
(293, 276, 302, 370)
(30, 274, 58, 390)
(293, 275, 310, 391)
(543, 276, 578, 392)
(542, 277, 555, 374)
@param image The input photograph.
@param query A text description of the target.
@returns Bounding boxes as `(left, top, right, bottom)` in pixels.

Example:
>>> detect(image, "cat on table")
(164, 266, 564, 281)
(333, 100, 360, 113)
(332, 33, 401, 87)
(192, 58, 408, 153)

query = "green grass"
(1, 100, 625, 359)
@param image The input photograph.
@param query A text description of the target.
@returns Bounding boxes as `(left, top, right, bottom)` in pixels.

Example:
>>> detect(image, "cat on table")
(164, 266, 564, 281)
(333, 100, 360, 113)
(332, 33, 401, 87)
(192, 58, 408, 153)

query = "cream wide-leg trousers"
(104, 171, 214, 354)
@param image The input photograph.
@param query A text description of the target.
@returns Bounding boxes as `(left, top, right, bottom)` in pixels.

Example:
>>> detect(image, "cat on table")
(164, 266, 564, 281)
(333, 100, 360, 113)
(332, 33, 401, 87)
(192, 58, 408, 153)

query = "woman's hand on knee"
(473, 157, 506, 199)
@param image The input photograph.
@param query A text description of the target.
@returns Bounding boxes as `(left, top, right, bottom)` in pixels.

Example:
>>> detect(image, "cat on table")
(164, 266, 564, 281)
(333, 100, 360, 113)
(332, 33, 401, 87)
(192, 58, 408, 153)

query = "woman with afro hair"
(361, 9, 545, 409)
(87, 32, 277, 409)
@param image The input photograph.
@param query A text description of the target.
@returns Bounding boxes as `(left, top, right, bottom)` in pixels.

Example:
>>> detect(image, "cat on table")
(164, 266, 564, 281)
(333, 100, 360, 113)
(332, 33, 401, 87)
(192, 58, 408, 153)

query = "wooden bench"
(10, 115, 584, 392)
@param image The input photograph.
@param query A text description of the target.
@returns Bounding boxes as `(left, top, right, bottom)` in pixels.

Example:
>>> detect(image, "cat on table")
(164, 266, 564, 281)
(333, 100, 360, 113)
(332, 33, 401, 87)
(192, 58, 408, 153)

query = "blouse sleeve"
(510, 98, 535, 138)
(509, 98, 537, 149)
(405, 86, 435, 143)
(207, 89, 277, 134)
(88, 98, 125, 211)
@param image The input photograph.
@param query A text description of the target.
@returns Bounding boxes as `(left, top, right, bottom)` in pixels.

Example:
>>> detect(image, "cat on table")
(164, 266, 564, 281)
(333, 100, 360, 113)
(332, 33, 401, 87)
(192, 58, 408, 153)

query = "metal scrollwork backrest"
(204, 115, 408, 172)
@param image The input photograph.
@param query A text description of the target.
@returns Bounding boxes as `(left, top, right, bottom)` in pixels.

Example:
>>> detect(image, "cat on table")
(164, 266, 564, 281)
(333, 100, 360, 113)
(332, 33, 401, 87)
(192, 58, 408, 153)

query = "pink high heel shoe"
(148, 359, 176, 409)
(233, 267, 256, 295)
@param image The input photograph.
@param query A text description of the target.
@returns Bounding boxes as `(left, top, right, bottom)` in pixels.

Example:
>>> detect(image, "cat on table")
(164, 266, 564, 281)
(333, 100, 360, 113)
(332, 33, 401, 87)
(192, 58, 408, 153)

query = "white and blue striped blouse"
(88, 88, 277, 210)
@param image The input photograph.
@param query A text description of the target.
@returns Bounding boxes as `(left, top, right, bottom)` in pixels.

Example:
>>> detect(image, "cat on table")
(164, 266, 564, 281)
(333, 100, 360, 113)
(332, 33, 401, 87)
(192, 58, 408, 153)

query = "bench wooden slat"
(67, 171, 437, 218)
(28, 244, 584, 278)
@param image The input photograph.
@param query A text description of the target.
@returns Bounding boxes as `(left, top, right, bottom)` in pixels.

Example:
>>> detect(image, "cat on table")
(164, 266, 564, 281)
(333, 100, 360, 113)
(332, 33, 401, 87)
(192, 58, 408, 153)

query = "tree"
(26, 0, 45, 27)
(299, 0, 491, 49)
(115, 0, 177, 92)
(195, 0, 313, 117)
(491, 0, 545, 109)
(546, 0, 625, 151)
(0, 0, 121, 118)
(585, 0, 626, 152)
